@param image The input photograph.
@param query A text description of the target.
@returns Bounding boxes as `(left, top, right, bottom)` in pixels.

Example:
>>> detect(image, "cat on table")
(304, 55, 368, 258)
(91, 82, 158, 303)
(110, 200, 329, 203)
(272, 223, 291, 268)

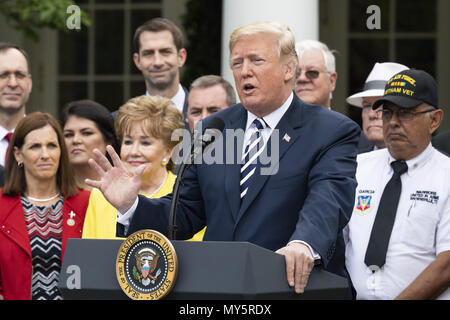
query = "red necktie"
(4, 132, 13, 165)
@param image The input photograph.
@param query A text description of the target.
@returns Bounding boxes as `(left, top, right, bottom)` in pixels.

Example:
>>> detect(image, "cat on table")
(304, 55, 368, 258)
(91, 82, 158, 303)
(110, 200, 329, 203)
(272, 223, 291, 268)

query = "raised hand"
(85, 145, 146, 213)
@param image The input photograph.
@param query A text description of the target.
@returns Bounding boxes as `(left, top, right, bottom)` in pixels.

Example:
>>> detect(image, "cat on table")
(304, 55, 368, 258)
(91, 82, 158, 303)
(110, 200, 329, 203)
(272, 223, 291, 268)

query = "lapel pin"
(283, 133, 291, 143)
(67, 210, 76, 227)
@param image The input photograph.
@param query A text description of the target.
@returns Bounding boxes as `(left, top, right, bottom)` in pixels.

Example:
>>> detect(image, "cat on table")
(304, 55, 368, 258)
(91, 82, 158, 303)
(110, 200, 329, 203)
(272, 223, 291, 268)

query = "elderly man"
(345, 69, 450, 299)
(294, 40, 337, 109)
(347, 62, 409, 153)
(186, 75, 236, 132)
(86, 21, 360, 294)
(132, 18, 188, 117)
(0, 43, 32, 166)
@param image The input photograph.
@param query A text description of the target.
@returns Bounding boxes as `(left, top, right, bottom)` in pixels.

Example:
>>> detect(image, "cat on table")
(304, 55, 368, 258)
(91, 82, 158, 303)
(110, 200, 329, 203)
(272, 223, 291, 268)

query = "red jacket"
(0, 190, 90, 300)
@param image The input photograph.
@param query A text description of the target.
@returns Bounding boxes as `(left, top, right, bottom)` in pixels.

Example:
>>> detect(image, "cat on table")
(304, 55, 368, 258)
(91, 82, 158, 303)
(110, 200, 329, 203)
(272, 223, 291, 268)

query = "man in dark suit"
(86, 22, 360, 294)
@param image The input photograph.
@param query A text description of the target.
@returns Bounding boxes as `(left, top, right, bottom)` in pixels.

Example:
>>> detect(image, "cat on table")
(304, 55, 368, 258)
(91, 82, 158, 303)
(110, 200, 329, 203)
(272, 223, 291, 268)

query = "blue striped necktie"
(240, 118, 267, 199)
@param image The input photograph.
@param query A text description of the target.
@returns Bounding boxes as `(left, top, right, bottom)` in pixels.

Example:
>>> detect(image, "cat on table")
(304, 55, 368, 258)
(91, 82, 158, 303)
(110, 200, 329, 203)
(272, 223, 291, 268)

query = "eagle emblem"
(133, 248, 161, 286)
(355, 195, 373, 215)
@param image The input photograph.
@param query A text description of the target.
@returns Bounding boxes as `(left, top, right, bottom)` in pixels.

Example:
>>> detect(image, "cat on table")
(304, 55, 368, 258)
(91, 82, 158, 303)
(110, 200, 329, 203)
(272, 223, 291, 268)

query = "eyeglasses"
(0, 71, 30, 84)
(379, 108, 435, 122)
(297, 69, 328, 80)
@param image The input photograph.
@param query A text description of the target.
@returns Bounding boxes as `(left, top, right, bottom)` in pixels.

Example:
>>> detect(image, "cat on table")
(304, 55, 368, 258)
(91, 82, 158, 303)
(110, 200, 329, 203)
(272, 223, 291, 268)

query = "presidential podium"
(59, 238, 349, 300)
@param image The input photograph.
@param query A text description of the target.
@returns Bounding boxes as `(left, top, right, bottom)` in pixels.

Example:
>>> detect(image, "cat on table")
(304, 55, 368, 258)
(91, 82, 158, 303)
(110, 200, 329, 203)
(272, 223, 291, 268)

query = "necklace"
(148, 171, 168, 198)
(25, 193, 61, 202)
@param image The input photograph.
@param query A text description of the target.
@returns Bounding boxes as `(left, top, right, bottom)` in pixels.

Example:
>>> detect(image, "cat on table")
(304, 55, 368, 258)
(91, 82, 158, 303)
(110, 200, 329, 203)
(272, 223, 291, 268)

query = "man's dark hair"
(133, 17, 184, 53)
(0, 42, 31, 73)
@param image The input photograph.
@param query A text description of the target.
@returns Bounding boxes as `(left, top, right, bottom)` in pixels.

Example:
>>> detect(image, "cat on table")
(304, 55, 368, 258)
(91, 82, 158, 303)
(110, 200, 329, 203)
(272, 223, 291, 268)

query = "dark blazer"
(122, 94, 360, 276)
(432, 130, 450, 156)
(357, 132, 375, 154)
(0, 190, 90, 300)
(0, 165, 4, 187)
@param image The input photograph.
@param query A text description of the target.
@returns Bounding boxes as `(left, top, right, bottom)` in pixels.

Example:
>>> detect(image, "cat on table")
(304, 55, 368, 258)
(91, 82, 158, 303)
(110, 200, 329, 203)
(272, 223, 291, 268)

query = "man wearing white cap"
(347, 62, 409, 153)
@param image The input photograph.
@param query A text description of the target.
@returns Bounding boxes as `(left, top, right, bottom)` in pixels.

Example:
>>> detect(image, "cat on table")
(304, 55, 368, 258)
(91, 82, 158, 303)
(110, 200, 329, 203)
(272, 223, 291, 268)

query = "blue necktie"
(240, 118, 267, 199)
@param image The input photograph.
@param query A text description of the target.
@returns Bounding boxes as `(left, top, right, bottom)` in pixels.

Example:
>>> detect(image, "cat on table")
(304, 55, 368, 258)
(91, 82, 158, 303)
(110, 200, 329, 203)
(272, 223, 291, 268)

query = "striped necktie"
(240, 118, 267, 199)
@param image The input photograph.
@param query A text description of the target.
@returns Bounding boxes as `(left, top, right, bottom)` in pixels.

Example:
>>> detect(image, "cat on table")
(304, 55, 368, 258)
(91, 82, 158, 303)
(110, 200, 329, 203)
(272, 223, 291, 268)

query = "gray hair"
(295, 40, 336, 73)
(190, 75, 237, 106)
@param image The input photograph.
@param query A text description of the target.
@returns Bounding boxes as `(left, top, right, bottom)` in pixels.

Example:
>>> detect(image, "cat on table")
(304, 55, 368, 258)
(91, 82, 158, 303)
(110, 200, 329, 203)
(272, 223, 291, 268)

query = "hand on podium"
(276, 242, 315, 294)
(86, 145, 144, 214)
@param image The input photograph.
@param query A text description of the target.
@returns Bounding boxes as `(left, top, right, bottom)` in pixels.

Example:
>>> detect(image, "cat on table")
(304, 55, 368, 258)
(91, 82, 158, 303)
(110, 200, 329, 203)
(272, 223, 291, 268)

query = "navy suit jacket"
(357, 132, 375, 154)
(123, 94, 360, 275)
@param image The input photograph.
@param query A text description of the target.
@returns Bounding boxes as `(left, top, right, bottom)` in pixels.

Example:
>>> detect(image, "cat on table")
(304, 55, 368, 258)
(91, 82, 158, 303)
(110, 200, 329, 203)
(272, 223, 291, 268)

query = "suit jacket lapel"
(236, 96, 304, 223)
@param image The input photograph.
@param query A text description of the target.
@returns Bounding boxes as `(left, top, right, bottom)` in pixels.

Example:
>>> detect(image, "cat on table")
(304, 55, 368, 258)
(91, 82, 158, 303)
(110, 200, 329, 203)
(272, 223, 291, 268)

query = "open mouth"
(242, 84, 256, 94)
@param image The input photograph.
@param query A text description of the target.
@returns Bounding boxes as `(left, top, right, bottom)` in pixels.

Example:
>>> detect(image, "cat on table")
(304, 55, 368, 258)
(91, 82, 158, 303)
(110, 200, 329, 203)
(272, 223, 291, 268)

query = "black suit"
(357, 133, 375, 154)
(432, 130, 450, 156)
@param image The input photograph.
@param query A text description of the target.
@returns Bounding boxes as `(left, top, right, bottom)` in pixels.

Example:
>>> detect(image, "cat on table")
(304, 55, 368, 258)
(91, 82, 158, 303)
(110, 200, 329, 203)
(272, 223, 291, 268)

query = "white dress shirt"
(146, 84, 185, 114)
(344, 144, 450, 299)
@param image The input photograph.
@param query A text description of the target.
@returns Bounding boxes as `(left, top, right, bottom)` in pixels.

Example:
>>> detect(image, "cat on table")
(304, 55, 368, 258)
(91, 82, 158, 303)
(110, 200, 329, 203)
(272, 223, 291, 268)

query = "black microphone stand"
(167, 160, 189, 240)
(167, 135, 200, 240)
(167, 118, 225, 240)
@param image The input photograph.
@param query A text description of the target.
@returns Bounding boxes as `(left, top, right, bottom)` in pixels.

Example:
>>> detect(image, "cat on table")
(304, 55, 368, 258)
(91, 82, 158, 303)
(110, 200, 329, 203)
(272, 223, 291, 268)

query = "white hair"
(295, 40, 336, 73)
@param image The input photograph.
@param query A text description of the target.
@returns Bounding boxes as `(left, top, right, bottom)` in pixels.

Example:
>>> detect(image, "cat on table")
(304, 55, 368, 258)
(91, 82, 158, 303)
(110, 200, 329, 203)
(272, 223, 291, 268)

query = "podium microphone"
(168, 117, 225, 240)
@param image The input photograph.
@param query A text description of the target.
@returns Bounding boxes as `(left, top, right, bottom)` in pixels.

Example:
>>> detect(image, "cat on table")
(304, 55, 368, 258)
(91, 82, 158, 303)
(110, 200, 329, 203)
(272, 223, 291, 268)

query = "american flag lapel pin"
(283, 133, 291, 142)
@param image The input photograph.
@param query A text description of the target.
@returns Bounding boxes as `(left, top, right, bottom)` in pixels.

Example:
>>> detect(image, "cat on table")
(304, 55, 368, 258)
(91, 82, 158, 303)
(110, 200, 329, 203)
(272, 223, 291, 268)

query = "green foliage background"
(0, 0, 90, 41)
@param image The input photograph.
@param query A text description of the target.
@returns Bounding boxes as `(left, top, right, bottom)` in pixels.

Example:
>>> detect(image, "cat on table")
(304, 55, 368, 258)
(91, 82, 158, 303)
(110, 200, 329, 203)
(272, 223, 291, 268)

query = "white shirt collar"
(0, 125, 15, 140)
(171, 84, 185, 113)
(387, 142, 434, 176)
(146, 84, 185, 113)
(245, 92, 293, 131)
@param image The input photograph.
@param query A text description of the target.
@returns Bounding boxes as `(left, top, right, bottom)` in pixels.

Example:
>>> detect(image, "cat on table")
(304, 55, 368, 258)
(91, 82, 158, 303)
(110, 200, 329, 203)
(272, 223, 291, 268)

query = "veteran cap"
(372, 69, 438, 110)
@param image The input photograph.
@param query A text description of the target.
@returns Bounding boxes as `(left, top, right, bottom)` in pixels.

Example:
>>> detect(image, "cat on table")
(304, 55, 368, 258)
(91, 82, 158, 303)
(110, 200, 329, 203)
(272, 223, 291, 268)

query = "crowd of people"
(0, 17, 448, 300)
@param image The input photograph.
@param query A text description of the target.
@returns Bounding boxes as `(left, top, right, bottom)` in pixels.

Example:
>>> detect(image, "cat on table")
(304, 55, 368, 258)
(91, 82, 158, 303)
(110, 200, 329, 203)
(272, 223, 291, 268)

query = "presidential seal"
(116, 230, 178, 300)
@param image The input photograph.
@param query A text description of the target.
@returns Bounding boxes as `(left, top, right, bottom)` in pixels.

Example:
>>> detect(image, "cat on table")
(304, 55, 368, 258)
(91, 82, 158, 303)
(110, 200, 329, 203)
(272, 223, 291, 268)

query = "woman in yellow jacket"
(82, 95, 204, 240)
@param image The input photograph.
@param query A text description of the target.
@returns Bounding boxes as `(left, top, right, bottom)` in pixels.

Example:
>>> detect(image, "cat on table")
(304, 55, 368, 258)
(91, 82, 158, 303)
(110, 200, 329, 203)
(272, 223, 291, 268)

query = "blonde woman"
(82, 95, 205, 240)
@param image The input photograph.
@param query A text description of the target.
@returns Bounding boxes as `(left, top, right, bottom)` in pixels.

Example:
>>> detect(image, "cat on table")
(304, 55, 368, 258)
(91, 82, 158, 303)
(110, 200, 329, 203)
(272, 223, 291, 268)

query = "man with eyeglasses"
(347, 62, 409, 154)
(0, 43, 32, 166)
(344, 69, 450, 300)
(294, 40, 337, 110)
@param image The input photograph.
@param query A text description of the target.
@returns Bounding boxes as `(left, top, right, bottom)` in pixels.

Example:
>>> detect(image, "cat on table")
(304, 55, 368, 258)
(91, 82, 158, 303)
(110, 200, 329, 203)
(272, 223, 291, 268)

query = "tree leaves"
(0, 0, 91, 41)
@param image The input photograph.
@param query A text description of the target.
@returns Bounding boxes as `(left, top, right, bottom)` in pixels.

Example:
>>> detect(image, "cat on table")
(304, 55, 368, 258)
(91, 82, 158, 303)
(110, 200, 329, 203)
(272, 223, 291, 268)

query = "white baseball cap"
(346, 62, 409, 108)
